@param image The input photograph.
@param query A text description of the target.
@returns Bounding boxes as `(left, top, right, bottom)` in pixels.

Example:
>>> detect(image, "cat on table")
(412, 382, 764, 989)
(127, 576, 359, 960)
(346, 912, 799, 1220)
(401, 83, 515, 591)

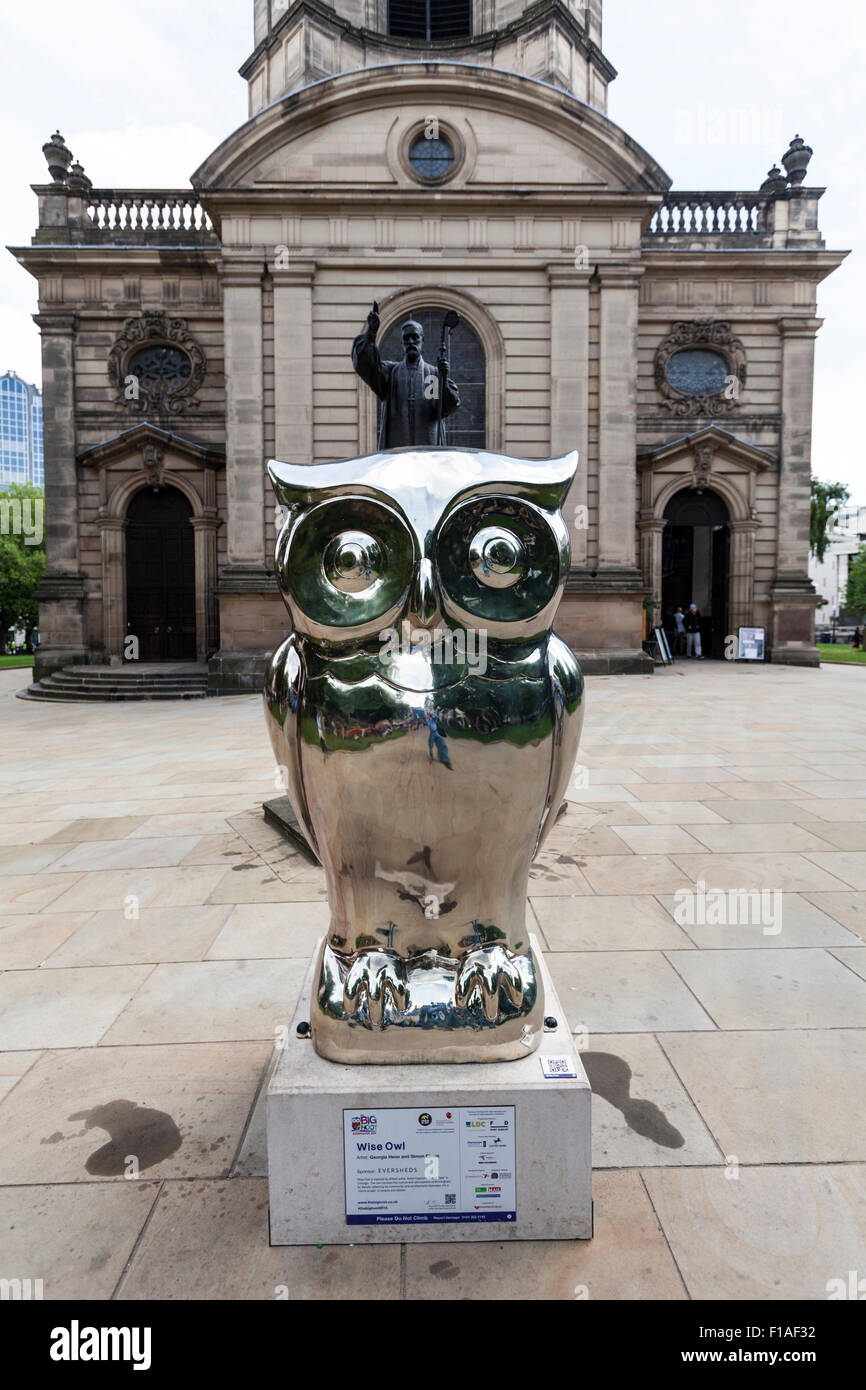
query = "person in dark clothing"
(684, 604, 703, 658)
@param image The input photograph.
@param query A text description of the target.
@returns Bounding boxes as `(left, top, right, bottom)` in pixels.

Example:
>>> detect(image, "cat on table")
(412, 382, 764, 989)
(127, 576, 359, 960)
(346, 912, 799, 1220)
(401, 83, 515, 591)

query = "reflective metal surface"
(264, 446, 584, 1064)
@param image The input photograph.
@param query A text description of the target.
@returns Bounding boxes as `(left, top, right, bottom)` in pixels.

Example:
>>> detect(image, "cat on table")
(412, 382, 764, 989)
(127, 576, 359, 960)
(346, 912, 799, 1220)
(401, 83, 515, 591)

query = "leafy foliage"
(845, 544, 866, 620)
(810, 478, 849, 562)
(0, 483, 45, 641)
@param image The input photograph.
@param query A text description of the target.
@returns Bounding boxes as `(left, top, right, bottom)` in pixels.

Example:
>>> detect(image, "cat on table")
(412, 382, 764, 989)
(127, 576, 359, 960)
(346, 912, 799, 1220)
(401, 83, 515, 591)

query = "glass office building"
(0, 371, 44, 486)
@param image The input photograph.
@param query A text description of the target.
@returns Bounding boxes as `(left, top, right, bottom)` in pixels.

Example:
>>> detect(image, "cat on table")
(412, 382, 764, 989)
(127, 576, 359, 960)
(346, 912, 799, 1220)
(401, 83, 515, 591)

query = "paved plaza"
(0, 661, 864, 1301)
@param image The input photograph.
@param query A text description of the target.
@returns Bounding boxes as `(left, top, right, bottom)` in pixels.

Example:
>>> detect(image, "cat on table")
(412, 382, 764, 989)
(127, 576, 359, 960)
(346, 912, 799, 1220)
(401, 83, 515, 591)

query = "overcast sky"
(1, 0, 863, 494)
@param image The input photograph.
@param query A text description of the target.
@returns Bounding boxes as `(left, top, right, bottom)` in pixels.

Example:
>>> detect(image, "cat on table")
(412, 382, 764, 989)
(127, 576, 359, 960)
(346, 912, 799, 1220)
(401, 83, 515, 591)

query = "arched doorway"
(377, 308, 486, 448)
(126, 486, 196, 661)
(662, 488, 730, 660)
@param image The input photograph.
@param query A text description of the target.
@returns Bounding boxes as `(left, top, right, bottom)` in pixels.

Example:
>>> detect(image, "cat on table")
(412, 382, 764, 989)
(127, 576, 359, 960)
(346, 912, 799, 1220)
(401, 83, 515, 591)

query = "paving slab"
(116, 1178, 401, 1300)
(0, 964, 153, 1049)
(0, 1042, 270, 1183)
(0, 1181, 159, 1300)
(657, 1030, 866, 1164)
(42, 904, 232, 967)
(643, 1165, 866, 1301)
(403, 1171, 685, 1300)
(581, 1033, 721, 1168)
(101, 958, 309, 1046)
(666, 947, 866, 1029)
(548, 951, 716, 1033)
(532, 894, 693, 952)
(655, 892, 862, 949)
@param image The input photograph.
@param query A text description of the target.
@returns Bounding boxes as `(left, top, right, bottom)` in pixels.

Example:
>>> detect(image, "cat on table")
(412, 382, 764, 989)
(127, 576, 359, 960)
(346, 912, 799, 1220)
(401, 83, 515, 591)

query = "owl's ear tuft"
(268, 459, 315, 509)
(533, 451, 579, 510)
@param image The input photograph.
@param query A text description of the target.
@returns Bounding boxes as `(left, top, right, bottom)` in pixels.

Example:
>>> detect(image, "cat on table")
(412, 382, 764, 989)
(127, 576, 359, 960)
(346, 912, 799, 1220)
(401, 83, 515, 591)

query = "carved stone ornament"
(691, 440, 715, 488)
(654, 319, 747, 417)
(141, 442, 165, 488)
(108, 311, 206, 415)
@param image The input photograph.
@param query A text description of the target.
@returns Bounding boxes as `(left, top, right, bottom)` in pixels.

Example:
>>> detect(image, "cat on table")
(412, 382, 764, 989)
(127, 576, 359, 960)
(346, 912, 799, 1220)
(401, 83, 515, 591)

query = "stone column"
(638, 517, 666, 603)
(191, 515, 221, 663)
(561, 263, 651, 673)
(33, 310, 86, 679)
(99, 516, 126, 658)
(220, 259, 267, 579)
(548, 266, 591, 565)
(212, 258, 275, 692)
(273, 263, 315, 461)
(597, 264, 642, 571)
(772, 316, 822, 665)
(728, 519, 759, 635)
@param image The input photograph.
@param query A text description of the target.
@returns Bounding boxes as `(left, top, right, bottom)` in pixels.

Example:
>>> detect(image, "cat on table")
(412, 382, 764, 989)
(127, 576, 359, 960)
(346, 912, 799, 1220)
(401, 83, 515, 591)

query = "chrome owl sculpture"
(264, 447, 584, 1064)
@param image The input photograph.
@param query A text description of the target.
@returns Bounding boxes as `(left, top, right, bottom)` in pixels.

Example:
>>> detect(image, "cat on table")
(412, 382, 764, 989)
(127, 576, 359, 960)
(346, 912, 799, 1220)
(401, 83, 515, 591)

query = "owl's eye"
(324, 531, 383, 593)
(469, 526, 526, 589)
(283, 496, 413, 631)
(436, 495, 566, 628)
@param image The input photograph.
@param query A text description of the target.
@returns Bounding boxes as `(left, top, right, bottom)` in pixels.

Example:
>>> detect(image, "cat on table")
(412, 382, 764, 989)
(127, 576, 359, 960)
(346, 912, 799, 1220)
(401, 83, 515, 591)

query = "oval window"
(665, 349, 729, 397)
(128, 345, 192, 395)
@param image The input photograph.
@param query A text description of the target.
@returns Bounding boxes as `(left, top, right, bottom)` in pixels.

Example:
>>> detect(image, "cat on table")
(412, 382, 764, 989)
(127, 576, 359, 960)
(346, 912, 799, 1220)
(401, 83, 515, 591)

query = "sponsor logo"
(351, 1114, 377, 1134)
(465, 1120, 486, 1128)
(418, 1113, 432, 1127)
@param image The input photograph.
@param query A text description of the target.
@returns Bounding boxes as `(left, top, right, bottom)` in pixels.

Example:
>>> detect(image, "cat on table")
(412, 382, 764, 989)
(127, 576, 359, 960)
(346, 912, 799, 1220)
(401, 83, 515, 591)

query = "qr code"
(542, 1055, 575, 1077)
(444, 1193, 456, 1205)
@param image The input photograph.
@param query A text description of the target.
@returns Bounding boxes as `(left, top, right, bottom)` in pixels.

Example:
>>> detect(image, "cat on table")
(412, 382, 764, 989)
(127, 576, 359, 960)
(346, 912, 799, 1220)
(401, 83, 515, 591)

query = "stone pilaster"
(98, 516, 126, 658)
(597, 264, 642, 571)
(638, 516, 667, 604)
(33, 310, 86, 679)
(772, 316, 822, 665)
(273, 263, 315, 461)
(211, 258, 280, 692)
(548, 266, 591, 565)
(220, 259, 267, 579)
(559, 263, 651, 673)
(728, 519, 759, 635)
(191, 515, 221, 663)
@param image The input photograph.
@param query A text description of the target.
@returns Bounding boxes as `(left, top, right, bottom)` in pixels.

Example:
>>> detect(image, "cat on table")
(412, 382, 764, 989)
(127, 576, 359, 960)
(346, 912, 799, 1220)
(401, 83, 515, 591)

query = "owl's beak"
(409, 558, 438, 626)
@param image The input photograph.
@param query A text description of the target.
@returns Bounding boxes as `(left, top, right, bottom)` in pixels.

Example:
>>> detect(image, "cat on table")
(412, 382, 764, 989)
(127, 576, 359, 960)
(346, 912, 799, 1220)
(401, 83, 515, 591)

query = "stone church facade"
(13, 0, 845, 691)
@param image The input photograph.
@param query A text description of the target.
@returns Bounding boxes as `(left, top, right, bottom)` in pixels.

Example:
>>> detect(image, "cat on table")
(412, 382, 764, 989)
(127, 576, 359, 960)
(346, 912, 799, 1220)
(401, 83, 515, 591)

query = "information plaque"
(343, 1105, 516, 1225)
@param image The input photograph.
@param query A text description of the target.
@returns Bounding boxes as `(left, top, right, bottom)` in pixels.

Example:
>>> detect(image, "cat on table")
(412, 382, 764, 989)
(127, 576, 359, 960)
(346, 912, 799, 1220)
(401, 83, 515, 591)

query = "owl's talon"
(343, 950, 409, 1029)
(455, 946, 524, 1023)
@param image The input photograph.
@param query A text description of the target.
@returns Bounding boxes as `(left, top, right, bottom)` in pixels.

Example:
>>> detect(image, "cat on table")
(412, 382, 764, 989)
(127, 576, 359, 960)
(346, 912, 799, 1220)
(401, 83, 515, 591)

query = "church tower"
(241, 1, 614, 116)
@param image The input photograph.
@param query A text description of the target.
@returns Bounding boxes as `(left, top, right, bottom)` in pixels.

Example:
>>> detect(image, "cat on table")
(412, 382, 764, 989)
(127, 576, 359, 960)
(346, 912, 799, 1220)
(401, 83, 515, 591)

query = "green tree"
(0, 483, 45, 644)
(846, 545, 866, 620)
(810, 478, 849, 562)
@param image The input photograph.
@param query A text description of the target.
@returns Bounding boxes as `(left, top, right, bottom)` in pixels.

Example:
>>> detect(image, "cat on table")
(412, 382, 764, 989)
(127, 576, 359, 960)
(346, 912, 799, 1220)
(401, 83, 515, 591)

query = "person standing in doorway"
(672, 606, 687, 656)
(684, 604, 703, 659)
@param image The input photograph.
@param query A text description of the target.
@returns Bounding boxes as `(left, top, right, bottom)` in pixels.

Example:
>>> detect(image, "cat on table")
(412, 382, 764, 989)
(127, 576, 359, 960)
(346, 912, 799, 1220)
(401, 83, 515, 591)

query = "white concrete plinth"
(267, 937, 592, 1244)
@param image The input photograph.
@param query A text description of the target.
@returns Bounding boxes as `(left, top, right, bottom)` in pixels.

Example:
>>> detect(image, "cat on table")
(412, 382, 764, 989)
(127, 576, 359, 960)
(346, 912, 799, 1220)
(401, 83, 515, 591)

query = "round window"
(665, 349, 729, 397)
(408, 132, 455, 182)
(127, 345, 192, 394)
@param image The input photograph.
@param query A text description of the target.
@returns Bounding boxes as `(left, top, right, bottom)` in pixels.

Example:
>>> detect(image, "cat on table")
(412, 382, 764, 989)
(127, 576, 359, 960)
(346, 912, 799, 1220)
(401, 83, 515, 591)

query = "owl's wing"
(263, 634, 320, 860)
(535, 634, 585, 856)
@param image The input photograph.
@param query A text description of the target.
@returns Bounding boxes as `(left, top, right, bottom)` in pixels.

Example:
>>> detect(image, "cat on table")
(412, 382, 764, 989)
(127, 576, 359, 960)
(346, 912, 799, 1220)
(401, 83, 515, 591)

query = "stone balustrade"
(647, 193, 775, 239)
(83, 191, 217, 242)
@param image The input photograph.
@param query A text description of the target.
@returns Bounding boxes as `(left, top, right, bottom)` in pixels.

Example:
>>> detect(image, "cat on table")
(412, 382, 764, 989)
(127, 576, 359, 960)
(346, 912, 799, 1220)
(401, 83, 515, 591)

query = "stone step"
(18, 663, 212, 703)
(48, 674, 208, 690)
(19, 684, 209, 703)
